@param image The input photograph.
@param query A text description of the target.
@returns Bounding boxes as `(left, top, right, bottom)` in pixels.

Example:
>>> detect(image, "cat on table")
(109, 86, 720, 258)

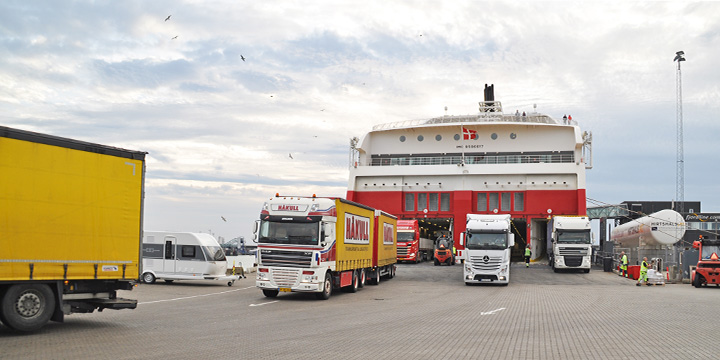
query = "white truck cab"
(548, 216, 592, 273)
(461, 214, 514, 285)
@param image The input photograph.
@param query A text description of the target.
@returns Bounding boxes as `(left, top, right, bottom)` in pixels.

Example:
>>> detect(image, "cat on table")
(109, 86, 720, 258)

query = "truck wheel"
(346, 270, 359, 293)
(1, 284, 55, 332)
(142, 272, 156, 284)
(316, 273, 333, 300)
(370, 269, 380, 285)
(358, 269, 366, 288)
(390, 265, 396, 279)
(584, 269, 590, 273)
(262, 289, 279, 298)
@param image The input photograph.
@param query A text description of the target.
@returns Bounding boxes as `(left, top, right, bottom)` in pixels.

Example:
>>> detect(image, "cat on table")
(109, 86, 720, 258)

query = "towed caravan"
(142, 231, 239, 286)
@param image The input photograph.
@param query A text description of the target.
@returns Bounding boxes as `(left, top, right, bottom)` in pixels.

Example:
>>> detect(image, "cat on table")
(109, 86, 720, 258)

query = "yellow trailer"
(0, 126, 146, 332)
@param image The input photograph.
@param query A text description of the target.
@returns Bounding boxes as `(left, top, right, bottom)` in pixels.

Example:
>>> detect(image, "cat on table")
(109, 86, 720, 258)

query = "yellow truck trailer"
(0, 126, 146, 331)
(254, 195, 397, 299)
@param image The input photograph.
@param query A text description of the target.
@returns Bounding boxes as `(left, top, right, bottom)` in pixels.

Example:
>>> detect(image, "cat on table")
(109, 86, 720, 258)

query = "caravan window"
(202, 246, 226, 261)
(179, 245, 206, 261)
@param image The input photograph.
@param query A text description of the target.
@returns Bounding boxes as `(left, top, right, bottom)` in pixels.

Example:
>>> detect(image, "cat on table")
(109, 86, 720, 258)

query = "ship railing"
(372, 113, 563, 131)
(367, 153, 575, 166)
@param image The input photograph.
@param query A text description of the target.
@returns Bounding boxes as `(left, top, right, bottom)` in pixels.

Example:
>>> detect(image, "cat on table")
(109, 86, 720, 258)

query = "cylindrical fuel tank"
(611, 209, 685, 248)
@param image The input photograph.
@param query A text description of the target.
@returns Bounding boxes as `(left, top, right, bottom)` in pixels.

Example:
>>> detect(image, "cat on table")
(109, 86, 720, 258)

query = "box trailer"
(0, 126, 145, 332)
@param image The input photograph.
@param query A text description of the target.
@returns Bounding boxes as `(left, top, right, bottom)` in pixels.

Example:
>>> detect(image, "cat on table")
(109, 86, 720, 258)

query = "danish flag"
(463, 127, 477, 140)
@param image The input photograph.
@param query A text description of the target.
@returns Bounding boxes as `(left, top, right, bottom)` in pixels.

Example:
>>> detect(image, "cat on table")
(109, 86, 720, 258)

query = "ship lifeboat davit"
(611, 209, 685, 248)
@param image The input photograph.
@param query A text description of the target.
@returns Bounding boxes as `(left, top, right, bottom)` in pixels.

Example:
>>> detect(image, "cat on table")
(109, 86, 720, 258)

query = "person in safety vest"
(524, 244, 532, 268)
(620, 251, 628, 278)
(636, 257, 649, 286)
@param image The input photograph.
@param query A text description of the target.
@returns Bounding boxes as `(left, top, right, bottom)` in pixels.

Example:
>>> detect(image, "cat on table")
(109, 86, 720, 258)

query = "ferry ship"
(346, 85, 593, 261)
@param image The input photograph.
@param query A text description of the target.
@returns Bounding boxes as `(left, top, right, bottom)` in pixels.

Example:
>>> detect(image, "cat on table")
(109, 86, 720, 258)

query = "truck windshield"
(557, 230, 591, 244)
(397, 232, 415, 242)
(258, 220, 320, 246)
(466, 232, 507, 250)
(203, 246, 226, 261)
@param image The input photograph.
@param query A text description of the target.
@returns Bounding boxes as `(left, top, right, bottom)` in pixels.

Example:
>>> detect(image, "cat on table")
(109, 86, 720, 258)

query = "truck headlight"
(465, 264, 472, 272)
(499, 266, 507, 274)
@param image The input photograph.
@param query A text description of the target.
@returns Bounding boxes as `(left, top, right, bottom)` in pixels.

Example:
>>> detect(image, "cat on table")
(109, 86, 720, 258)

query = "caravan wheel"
(142, 272, 156, 284)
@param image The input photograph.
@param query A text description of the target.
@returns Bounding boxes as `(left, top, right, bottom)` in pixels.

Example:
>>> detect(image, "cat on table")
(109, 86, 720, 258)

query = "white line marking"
(249, 301, 279, 307)
(138, 286, 255, 305)
(480, 307, 506, 316)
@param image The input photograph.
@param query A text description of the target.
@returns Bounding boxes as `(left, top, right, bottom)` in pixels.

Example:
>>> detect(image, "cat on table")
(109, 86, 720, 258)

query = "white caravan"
(142, 231, 238, 286)
(461, 214, 514, 285)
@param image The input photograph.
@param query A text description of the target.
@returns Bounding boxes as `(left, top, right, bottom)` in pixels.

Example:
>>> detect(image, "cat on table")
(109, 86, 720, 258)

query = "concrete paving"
(1, 261, 718, 359)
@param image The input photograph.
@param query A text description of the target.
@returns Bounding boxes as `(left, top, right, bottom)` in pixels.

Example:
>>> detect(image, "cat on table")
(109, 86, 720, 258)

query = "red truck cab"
(397, 220, 422, 263)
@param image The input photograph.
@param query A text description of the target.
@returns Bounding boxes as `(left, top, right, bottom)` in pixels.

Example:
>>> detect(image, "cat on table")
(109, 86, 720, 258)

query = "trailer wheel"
(349, 270, 359, 293)
(370, 269, 380, 285)
(434, 259, 440, 266)
(1, 284, 55, 332)
(390, 265, 396, 279)
(142, 272, 156, 284)
(358, 269, 366, 288)
(316, 273, 333, 300)
(262, 289, 279, 298)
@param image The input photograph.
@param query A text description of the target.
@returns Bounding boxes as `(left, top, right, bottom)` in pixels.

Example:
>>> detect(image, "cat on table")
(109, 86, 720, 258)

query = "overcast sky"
(2, 1, 719, 242)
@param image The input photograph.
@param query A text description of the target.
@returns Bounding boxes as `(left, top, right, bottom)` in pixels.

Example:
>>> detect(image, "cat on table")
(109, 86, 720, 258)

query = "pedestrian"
(524, 244, 531, 267)
(620, 251, 628, 278)
(636, 257, 649, 286)
(563, 114, 567, 124)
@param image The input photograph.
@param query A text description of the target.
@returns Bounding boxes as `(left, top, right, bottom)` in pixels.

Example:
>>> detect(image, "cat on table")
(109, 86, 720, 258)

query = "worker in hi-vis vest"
(620, 251, 628, 278)
(636, 257, 649, 286)
(524, 245, 531, 268)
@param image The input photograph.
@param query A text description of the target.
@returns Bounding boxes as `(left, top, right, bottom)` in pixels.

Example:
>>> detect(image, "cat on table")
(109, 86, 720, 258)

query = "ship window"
(477, 193, 487, 212)
(435, 135, 442, 141)
(429, 193, 438, 211)
(405, 193, 415, 211)
(400, 135, 406, 142)
(418, 193, 427, 211)
(491, 133, 498, 140)
(489, 193, 499, 211)
(510, 133, 517, 139)
(514, 192, 524, 211)
(441, 193, 450, 211)
(501, 193, 511, 211)
(417, 135, 424, 142)
(454, 134, 460, 141)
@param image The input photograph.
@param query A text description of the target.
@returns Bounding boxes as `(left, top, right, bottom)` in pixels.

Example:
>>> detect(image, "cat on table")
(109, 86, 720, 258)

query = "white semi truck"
(547, 216, 592, 273)
(460, 214, 514, 285)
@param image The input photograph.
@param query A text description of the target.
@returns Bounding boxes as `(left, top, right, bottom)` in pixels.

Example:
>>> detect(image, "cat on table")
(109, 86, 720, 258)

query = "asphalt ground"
(1, 261, 719, 359)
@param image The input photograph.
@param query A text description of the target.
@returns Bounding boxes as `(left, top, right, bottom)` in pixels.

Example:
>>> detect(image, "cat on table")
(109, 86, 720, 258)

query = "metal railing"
(368, 153, 574, 167)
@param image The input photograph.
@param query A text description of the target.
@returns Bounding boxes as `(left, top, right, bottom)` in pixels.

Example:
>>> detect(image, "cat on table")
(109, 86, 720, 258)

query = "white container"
(611, 209, 685, 248)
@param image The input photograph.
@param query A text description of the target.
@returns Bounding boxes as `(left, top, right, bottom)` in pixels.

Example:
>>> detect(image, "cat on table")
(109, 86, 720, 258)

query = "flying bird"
(171, 35, 178, 40)
(221, 216, 227, 222)
(165, 15, 171, 21)
(241, 55, 245, 61)
(289, 153, 293, 159)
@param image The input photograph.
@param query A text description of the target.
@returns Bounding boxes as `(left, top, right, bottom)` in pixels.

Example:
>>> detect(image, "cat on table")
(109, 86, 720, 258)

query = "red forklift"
(434, 235, 455, 266)
(691, 236, 720, 288)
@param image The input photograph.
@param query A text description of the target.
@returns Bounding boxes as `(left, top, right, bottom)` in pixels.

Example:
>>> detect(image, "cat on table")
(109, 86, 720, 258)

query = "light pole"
(674, 50, 685, 213)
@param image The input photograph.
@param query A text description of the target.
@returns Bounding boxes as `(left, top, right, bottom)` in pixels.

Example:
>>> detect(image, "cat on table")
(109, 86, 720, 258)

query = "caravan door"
(163, 236, 177, 273)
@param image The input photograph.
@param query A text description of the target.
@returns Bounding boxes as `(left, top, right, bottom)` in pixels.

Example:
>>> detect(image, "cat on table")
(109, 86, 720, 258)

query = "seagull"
(165, 15, 171, 21)
(241, 55, 245, 61)
(320, 109, 325, 111)
(171, 35, 178, 40)
(221, 216, 227, 222)
(289, 153, 293, 159)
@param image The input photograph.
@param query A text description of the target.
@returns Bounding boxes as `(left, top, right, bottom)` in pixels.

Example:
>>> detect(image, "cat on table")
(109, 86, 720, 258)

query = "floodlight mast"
(674, 50, 685, 213)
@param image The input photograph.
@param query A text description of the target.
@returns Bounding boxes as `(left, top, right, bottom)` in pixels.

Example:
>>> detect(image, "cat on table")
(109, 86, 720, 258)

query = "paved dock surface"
(2, 262, 718, 359)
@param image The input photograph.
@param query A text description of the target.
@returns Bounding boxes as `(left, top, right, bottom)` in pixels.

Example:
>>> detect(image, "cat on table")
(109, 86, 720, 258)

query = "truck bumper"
(554, 256, 591, 269)
(464, 271, 508, 283)
(256, 267, 324, 293)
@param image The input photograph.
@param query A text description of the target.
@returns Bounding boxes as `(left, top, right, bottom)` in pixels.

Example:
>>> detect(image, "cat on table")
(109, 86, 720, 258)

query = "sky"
(2, 1, 720, 243)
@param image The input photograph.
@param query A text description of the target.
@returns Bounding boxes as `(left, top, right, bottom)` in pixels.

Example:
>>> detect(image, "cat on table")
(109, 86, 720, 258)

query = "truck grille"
(271, 268, 300, 287)
(260, 249, 312, 268)
(397, 247, 409, 256)
(469, 256, 503, 271)
(558, 247, 588, 256)
(563, 256, 583, 267)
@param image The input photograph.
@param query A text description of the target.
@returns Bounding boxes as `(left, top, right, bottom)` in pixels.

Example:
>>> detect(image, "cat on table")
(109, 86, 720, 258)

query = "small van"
(141, 231, 239, 286)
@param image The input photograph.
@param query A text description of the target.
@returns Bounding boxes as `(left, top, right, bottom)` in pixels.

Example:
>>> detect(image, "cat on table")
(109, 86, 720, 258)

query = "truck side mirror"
(322, 223, 333, 246)
(253, 220, 260, 235)
(508, 234, 515, 248)
(459, 233, 465, 247)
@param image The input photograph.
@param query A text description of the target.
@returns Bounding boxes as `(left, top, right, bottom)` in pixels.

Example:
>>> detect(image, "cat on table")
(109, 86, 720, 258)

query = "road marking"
(139, 286, 255, 305)
(480, 307, 506, 316)
(249, 301, 279, 307)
